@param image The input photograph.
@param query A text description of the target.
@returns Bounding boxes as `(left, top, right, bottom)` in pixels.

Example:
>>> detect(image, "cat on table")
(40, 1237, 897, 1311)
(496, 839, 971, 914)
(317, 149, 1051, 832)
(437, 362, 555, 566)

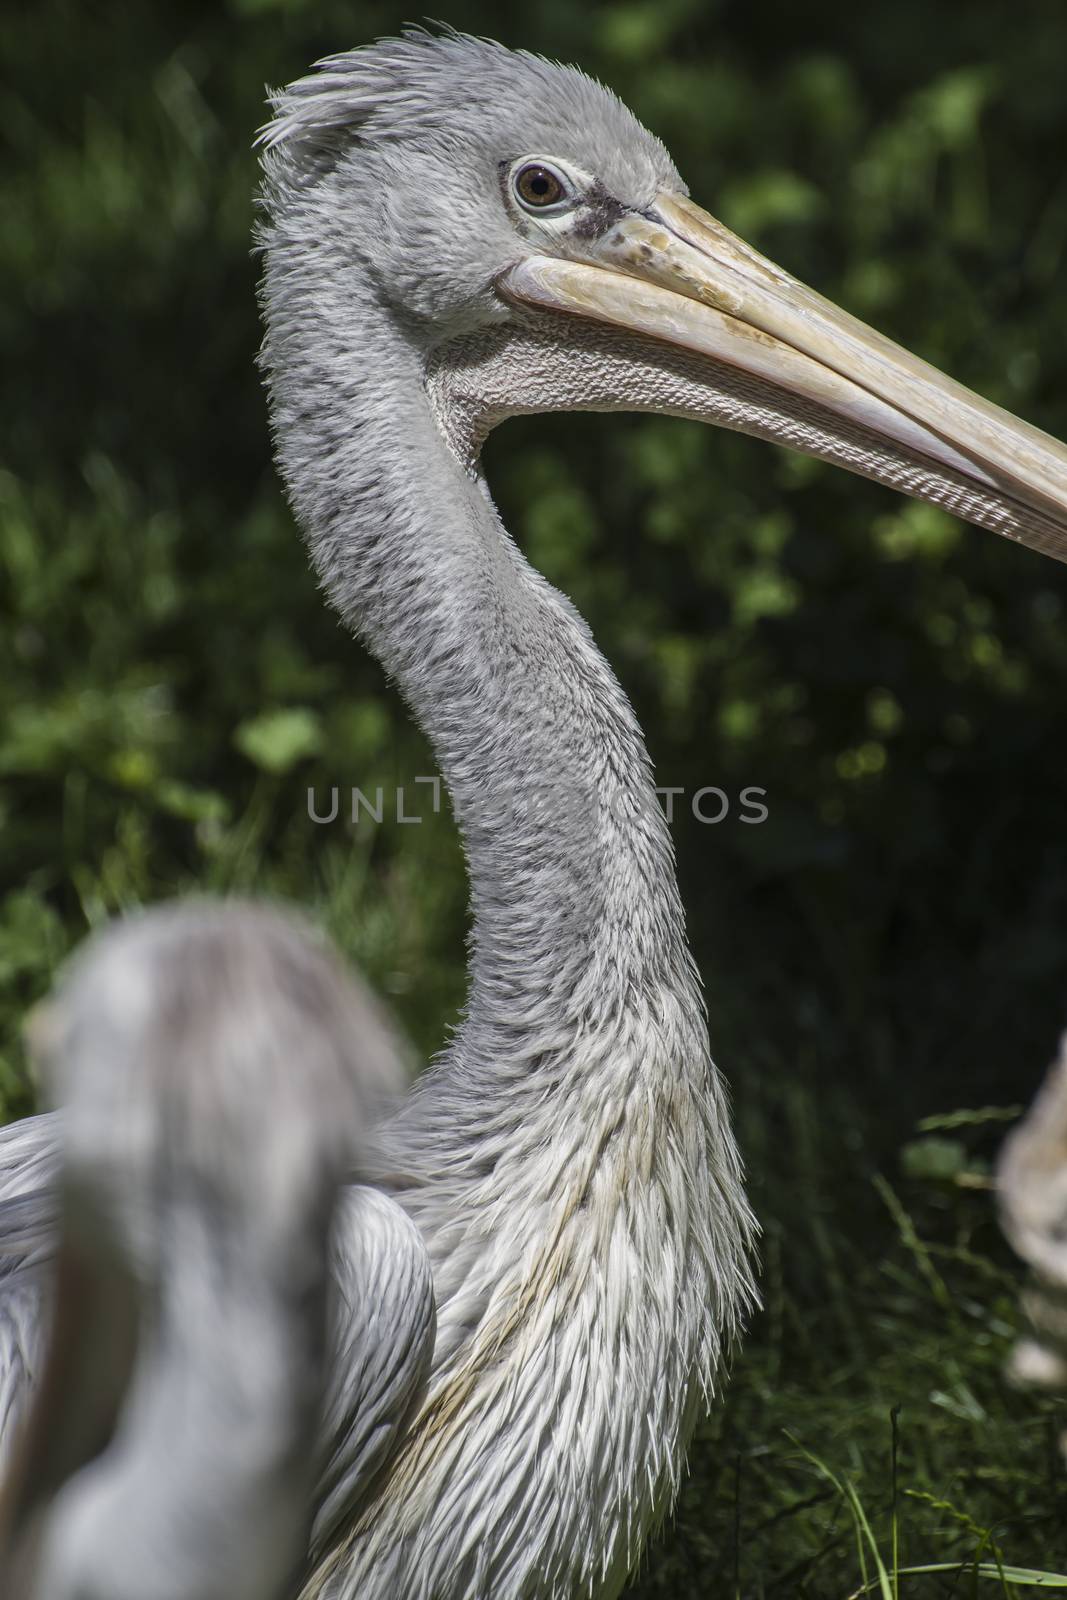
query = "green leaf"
(233, 708, 322, 775)
(854, 1564, 1067, 1591)
(900, 1136, 968, 1181)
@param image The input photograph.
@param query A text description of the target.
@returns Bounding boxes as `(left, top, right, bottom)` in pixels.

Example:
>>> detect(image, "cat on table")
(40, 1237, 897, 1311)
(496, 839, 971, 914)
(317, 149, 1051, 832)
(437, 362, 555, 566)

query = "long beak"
(500, 193, 1067, 564)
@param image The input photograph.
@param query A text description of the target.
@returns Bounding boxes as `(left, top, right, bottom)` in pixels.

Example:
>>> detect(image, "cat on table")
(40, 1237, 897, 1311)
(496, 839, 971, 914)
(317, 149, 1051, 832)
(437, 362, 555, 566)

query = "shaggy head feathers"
(257, 29, 686, 345)
(259, 27, 683, 223)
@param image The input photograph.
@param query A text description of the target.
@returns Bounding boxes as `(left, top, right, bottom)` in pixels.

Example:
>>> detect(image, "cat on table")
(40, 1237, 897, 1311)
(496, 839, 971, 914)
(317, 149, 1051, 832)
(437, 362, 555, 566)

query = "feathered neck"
(260, 182, 757, 1600)
(259, 215, 697, 1067)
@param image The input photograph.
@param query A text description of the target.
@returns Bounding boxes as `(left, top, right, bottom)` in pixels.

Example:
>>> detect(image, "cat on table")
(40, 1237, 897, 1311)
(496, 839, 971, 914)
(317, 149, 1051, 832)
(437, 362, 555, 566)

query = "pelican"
(0, 901, 405, 1600)
(2, 27, 1067, 1600)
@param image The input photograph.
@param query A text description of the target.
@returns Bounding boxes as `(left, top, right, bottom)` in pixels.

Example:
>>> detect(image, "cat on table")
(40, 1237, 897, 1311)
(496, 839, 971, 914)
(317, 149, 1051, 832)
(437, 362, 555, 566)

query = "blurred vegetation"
(3, 0, 1067, 1592)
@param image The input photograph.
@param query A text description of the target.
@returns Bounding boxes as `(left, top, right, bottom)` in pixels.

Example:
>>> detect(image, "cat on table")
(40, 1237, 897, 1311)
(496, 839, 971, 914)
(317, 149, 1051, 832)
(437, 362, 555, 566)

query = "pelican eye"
(513, 162, 569, 212)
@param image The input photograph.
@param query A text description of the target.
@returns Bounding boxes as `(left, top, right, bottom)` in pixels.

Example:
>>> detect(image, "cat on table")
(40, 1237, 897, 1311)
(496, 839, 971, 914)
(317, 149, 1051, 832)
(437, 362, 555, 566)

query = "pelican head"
(260, 27, 1067, 566)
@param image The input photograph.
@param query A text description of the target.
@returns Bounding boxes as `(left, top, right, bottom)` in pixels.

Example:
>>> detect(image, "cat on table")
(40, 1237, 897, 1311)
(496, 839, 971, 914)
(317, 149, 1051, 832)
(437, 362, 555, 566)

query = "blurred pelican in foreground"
(1, 27, 1067, 1600)
(0, 902, 407, 1600)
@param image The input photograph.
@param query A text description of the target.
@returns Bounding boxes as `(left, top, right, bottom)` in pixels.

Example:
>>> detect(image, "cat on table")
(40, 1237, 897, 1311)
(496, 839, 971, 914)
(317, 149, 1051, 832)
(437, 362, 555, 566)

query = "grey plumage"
(0, 1116, 60, 1463)
(3, 24, 1067, 1600)
(259, 32, 757, 1599)
(0, 901, 405, 1600)
(312, 1186, 433, 1565)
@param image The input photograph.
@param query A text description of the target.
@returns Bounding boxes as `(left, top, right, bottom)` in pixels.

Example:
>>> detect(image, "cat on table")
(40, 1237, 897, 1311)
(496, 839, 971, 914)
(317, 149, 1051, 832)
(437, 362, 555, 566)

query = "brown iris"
(514, 163, 565, 209)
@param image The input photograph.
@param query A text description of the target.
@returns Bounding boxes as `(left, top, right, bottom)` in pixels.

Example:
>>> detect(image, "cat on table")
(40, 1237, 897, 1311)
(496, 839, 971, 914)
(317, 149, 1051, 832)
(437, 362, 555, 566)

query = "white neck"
(261, 239, 756, 1599)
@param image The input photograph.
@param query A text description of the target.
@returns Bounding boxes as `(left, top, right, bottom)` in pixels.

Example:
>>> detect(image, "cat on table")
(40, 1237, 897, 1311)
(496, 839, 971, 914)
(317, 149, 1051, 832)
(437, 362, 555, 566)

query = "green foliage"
(234, 707, 323, 774)
(3, 0, 1067, 1590)
(631, 1088, 1067, 1597)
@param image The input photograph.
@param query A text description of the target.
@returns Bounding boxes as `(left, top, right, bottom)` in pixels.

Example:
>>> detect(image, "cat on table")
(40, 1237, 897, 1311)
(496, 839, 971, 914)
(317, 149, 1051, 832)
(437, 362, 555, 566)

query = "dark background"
(3, 1, 1066, 1591)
